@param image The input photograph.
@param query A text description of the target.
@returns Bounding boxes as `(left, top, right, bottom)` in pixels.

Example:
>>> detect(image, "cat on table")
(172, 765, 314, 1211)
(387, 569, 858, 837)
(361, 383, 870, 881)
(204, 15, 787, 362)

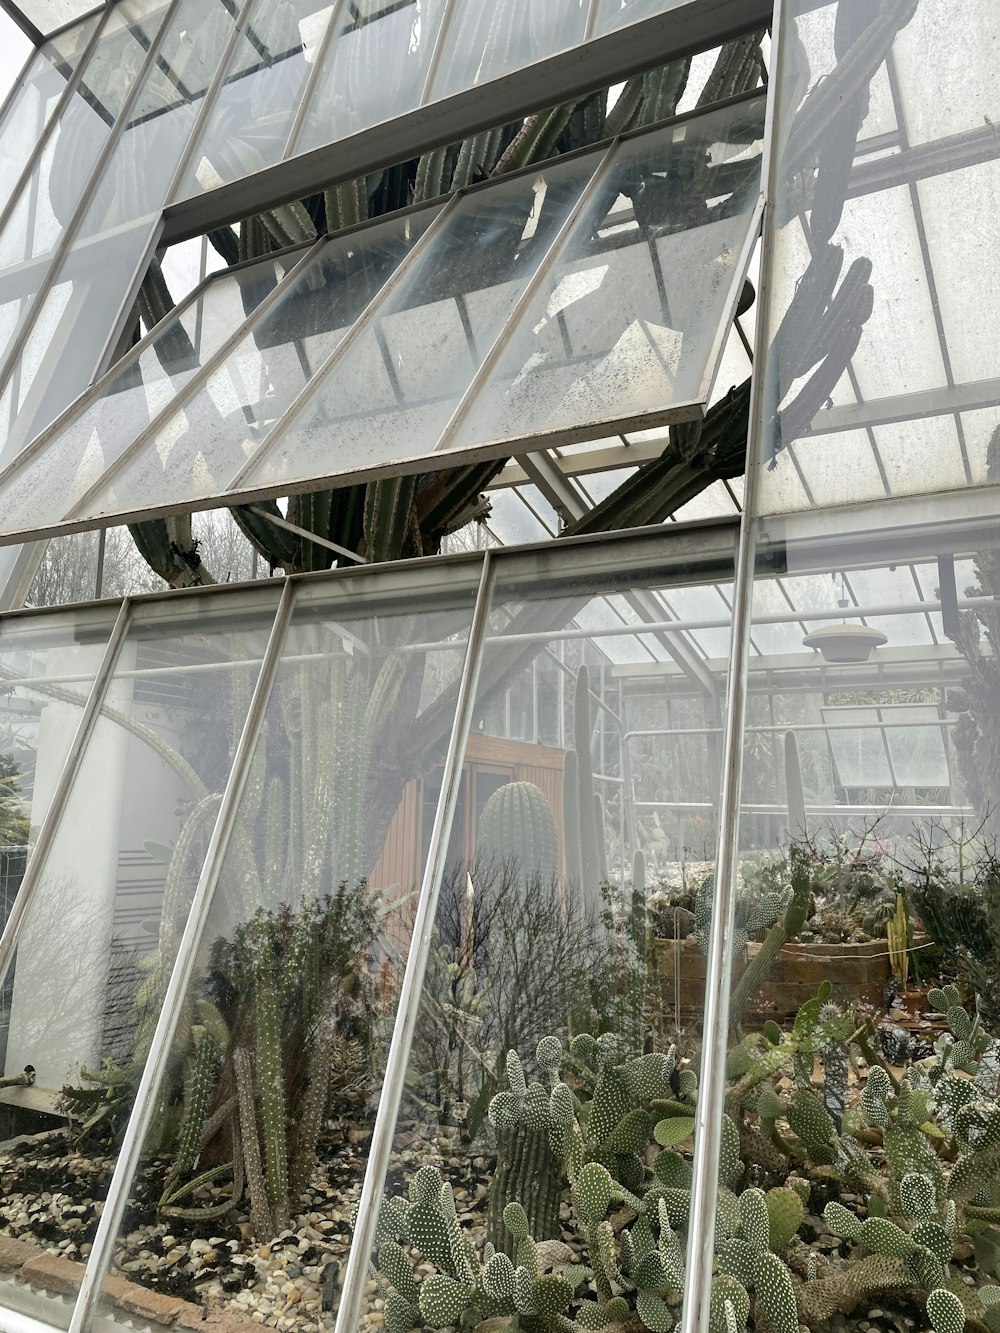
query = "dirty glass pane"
(0, 247, 306, 537)
(0, 590, 276, 1330)
(88, 562, 480, 1333)
(759, 0, 1000, 513)
(430, 0, 589, 100)
(83, 206, 440, 519)
(294, 0, 449, 157)
(244, 150, 602, 491)
(452, 95, 764, 454)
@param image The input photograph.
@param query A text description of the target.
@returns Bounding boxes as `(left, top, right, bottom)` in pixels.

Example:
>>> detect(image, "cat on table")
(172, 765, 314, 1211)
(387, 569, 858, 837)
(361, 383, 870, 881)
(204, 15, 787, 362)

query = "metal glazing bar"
(92, 214, 166, 390)
(0, 0, 185, 416)
(64, 233, 329, 520)
(333, 550, 496, 1333)
(67, 576, 297, 1333)
(283, 0, 353, 161)
(0, 0, 45, 48)
(584, 0, 601, 43)
(695, 192, 765, 405)
(246, 503, 366, 563)
(418, 0, 460, 107)
(433, 139, 621, 455)
(161, 0, 261, 208)
(0, 1305, 59, 1333)
(0, 596, 131, 988)
(227, 190, 464, 491)
(679, 0, 782, 1328)
(0, 8, 112, 269)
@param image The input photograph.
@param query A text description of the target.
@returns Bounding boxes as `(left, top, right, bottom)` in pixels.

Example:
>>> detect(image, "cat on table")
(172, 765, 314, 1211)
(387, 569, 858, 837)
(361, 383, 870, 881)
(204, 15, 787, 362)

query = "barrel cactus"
(478, 780, 559, 884)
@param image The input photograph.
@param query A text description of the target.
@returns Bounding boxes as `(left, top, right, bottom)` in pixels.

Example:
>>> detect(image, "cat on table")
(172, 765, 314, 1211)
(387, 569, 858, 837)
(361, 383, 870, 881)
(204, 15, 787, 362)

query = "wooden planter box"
(652, 936, 892, 1029)
(744, 938, 892, 1022)
(652, 938, 746, 1028)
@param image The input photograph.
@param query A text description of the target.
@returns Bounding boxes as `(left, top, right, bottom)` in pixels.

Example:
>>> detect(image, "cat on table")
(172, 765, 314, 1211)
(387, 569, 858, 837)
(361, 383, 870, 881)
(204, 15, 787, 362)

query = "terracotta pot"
(895, 984, 933, 1018)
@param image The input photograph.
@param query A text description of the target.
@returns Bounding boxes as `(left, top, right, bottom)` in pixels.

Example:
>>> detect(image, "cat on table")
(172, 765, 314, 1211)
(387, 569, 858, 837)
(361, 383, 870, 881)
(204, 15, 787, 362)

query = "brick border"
(0, 1235, 258, 1331)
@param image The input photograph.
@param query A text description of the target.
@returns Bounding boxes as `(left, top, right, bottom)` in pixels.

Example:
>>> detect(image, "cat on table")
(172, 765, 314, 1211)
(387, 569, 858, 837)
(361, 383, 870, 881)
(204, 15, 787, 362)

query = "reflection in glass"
(177, 0, 338, 199)
(356, 534, 735, 1333)
(295, 0, 449, 156)
(430, 0, 589, 100)
(452, 95, 765, 453)
(246, 151, 602, 490)
(85, 569, 479, 1331)
(0, 595, 273, 1330)
(84, 207, 440, 518)
(0, 248, 304, 534)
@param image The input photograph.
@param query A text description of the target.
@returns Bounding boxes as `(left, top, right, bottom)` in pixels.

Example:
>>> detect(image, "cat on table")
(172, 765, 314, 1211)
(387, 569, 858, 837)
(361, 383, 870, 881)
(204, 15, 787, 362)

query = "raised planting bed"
(653, 936, 892, 1029)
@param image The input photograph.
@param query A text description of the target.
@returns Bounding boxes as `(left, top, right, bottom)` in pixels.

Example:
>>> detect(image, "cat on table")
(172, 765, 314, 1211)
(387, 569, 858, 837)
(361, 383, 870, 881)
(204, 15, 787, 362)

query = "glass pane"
(349, 527, 736, 1333)
(82, 206, 441, 519)
(595, 0, 688, 36)
(822, 705, 891, 789)
(0, 1, 167, 272)
(69, 0, 246, 246)
(243, 150, 603, 491)
(0, 248, 305, 537)
(881, 704, 949, 789)
(14, 0, 103, 35)
(452, 95, 765, 454)
(726, 489, 1000, 1333)
(91, 562, 480, 1332)
(0, 216, 161, 467)
(759, 0, 1000, 513)
(429, 0, 589, 101)
(0, 15, 99, 222)
(0, 590, 276, 1331)
(0, 0, 175, 464)
(294, 0, 449, 157)
(177, 0, 338, 198)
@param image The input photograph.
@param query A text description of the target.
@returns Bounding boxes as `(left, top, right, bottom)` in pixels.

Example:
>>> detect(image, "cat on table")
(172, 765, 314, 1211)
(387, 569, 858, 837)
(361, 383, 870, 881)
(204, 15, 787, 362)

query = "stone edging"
(0, 1235, 259, 1331)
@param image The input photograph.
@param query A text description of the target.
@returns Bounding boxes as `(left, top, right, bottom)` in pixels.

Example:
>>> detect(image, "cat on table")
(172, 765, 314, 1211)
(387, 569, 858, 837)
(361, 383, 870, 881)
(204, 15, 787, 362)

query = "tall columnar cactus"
(573, 665, 604, 901)
(478, 781, 559, 883)
(727, 852, 811, 1031)
(784, 731, 807, 844)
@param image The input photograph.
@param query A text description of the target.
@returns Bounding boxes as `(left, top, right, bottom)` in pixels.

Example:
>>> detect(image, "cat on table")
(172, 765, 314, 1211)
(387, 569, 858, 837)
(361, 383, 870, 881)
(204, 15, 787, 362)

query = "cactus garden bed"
(653, 936, 892, 1027)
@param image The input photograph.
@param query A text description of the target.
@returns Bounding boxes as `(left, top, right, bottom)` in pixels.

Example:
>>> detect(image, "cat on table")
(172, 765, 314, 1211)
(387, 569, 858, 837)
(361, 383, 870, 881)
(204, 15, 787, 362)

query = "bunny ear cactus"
(487, 1042, 573, 1254)
(717, 1189, 804, 1333)
(927, 1287, 967, 1333)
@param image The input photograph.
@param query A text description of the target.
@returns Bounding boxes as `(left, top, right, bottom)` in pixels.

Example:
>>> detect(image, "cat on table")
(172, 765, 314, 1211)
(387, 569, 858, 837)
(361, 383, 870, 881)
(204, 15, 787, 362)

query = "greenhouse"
(0, 3, 994, 1333)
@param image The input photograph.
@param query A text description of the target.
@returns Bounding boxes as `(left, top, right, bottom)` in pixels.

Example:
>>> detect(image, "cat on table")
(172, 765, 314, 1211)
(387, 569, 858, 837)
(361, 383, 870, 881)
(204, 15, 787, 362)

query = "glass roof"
(758, 0, 1000, 515)
(173, 0, 708, 205)
(1, 0, 102, 39)
(0, 96, 765, 545)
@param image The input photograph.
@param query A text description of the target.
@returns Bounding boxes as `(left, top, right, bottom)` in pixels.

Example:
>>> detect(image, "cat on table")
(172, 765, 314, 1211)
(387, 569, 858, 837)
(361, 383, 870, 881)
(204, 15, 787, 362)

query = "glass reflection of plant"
(132, 645, 409, 1237)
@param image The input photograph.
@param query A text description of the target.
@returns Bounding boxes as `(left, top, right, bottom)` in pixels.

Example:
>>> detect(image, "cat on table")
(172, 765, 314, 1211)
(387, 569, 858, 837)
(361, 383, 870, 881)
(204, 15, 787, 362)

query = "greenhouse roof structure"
(0, 4, 996, 1333)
